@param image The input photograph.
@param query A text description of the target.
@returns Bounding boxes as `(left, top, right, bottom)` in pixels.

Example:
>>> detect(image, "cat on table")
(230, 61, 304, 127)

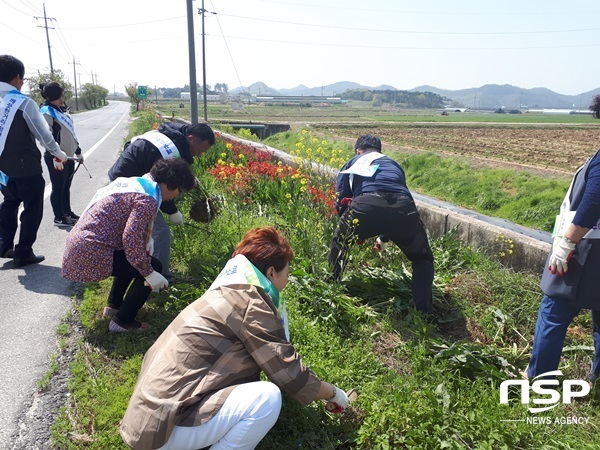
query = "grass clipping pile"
(189, 193, 220, 223)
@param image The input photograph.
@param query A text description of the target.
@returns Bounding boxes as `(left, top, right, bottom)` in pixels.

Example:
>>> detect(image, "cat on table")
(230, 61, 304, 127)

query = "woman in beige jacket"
(120, 226, 350, 450)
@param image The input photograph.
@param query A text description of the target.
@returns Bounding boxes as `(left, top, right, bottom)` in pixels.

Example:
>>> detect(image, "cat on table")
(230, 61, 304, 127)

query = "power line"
(208, 32, 600, 51)
(217, 12, 600, 36)
(58, 16, 184, 30)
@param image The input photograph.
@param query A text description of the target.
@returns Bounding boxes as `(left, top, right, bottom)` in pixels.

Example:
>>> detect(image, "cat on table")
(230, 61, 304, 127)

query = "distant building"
(180, 92, 221, 101)
(253, 95, 342, 104)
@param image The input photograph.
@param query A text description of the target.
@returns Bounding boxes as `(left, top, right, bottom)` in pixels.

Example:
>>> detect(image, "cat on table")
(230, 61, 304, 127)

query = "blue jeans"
(527, 294, 600, 379)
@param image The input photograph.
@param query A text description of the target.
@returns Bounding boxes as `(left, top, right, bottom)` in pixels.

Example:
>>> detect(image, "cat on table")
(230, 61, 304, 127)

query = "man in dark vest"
(108, 121, 214, 279)
(527, 150, 600, 379)
(0, 55, 69, 267)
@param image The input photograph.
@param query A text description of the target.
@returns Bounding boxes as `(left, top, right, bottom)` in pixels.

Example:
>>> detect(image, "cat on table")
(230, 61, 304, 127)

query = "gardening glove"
(146, 237, 154, 255)
(55, 150, 68, 163)
(373, 237, 388, 252)
(144, 271, 169, 292)
(548, 236, 576, 276)
(325, 385, 350, 414)
(169, 211, 184, 225)
(53, 157, 65, 171)
(340, 197, 352, 206)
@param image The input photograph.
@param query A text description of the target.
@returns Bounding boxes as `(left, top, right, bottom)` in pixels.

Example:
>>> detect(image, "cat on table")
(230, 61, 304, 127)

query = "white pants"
(152, 213, 171, 275)
(158, 381, 282, 450)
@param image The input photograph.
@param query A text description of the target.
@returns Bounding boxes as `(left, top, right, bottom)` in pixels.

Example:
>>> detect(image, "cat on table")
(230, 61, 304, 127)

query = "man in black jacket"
(0, 55, 69, 267)
(328, 134, 434, 314)
(108, 121, 214, 277)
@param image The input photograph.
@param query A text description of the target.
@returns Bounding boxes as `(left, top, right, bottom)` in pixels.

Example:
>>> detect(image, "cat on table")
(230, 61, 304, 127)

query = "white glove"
(144, 270, 169, 292)
(169, 211, 184, 225)
(53, 158, 64, 171)
(325, 385, 350, 413)
(76, 154, 84, 163)
(146, 237, 154, 255)
(55, 150, 68, 163)
(548, 236, 576, 276)
(374, 237, 388, 252)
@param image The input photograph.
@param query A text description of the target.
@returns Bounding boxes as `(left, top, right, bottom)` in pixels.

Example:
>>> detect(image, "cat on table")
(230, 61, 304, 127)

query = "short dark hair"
(40, 81, 64, 101)
(187, 123, 215, 145)
(0, 55, 25, 83)
(354, 135, 382, 152)
(150, 158, 196, 192)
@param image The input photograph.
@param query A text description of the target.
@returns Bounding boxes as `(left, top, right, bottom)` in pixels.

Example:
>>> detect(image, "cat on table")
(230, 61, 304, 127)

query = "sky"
(2, 0, 600, 96)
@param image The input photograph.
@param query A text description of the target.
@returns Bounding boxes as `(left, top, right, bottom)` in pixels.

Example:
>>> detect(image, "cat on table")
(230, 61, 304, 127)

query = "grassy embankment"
(49, 109, 600, 449)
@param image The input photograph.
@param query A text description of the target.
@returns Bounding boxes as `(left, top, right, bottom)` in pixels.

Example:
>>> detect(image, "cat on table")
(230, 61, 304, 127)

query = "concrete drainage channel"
(196, 123, 552, 274)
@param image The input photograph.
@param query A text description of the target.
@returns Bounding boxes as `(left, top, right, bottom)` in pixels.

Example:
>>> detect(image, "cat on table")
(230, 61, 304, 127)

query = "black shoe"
(2, 249, 14, 258)
(54, 216, 77, 227)
(66, 212, 80, 220)
(14, 254, 45, 268)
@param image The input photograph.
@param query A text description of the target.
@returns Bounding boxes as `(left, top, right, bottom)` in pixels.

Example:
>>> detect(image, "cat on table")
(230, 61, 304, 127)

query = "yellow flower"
(352, 218, 359, 224)
(225, 143, 232, 150)
(286, 193, 292, 199)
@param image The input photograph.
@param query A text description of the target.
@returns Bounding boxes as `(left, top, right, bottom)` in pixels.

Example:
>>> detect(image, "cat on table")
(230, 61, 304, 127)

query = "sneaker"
(54, 216, 77, 227)
(66, 211, 80, 220)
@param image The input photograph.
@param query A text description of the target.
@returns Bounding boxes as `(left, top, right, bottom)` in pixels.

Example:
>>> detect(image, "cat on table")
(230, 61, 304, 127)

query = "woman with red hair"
(120, 226, 350, 450)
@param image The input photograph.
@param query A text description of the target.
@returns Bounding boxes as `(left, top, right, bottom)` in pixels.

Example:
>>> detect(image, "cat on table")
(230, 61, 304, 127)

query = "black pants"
(329, 192, 435, 313)
(43, 153, 75, 220)
(108, 251, 162, 324)
(0, 174, 45, 258)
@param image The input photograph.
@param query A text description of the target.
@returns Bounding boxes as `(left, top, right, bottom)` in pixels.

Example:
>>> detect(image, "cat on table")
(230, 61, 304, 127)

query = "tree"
(27, 69, 73, 106)
(590, 95, 600, 119)
(125, 82, 141, 110)
(214, 83, 229, 94)
(80, 83, 108, 109)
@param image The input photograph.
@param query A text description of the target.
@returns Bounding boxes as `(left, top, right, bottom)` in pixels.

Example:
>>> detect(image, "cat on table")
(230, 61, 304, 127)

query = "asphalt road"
(0, 101, 131, 448)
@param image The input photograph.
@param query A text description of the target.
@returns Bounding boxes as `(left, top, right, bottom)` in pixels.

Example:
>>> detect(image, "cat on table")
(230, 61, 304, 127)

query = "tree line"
(341, 88, 447, 108)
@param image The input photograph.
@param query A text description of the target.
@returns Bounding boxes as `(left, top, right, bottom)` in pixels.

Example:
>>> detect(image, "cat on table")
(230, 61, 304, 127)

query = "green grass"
(50, 131, 600, 449)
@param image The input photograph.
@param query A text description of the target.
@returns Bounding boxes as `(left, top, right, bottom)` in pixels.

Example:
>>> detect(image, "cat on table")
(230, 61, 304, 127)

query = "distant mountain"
(410, 84, 598, 109)
(230, 81, 600, 109)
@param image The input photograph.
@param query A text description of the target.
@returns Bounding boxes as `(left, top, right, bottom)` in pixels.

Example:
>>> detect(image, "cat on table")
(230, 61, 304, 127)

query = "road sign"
(138, 85, 147, 100)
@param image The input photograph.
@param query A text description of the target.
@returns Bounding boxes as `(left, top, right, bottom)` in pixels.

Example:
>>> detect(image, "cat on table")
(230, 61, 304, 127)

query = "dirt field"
(314, 123, 600, 175)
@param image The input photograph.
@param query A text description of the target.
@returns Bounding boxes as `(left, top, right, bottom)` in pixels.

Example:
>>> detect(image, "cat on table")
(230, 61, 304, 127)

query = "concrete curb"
(205, 126, 552, 273)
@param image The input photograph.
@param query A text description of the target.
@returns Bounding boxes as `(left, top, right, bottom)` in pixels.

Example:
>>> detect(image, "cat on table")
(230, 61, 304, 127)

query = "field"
(156, 100, 600, 175)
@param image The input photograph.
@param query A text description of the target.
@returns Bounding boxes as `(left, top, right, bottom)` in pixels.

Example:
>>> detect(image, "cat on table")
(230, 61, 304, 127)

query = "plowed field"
(315, 124, 600, 174)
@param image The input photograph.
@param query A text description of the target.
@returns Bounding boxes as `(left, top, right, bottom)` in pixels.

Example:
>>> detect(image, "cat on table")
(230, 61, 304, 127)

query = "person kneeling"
(120, 226, 351, 449)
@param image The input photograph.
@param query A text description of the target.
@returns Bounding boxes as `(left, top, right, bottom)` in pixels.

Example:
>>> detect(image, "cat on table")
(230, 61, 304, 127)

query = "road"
(0, 101, 131, 448)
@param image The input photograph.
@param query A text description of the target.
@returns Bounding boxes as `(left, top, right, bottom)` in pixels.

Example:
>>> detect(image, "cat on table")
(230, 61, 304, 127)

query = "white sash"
(131, 130, 181, 159)
(40, 105, 77, 142)
(0, 89, 28, 158)
(83, 174, 161, 215)
(340, 152, 386, 191)
(208, 254, 290, 341)
(552, 164, 600, 245)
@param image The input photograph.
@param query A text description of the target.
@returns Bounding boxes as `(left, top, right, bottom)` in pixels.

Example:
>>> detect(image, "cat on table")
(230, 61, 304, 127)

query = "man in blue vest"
(328, 134, 435, 314)
(0, 55, 69, 267)
(108, 121, 214, 278)
(527, 150, 600, 380)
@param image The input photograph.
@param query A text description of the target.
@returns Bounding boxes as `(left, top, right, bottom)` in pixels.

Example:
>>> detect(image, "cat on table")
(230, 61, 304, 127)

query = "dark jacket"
(108, 122, 194, 214)
(541, 150, 600, 309)
(335, 151, 412, 216)
(0, 109, 42, 178)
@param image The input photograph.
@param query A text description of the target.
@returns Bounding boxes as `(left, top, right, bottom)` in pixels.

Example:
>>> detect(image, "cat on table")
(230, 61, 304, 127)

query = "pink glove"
(373, 237, 388, 251)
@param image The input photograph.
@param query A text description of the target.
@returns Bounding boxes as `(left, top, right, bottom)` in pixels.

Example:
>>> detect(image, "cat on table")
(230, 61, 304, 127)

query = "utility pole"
(69, 57, 80, 111)
(155, 85, 158, 104)
(35, 3, 55, 73)
(186, 0, 199, 124)
(198, 2, 216, 122)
